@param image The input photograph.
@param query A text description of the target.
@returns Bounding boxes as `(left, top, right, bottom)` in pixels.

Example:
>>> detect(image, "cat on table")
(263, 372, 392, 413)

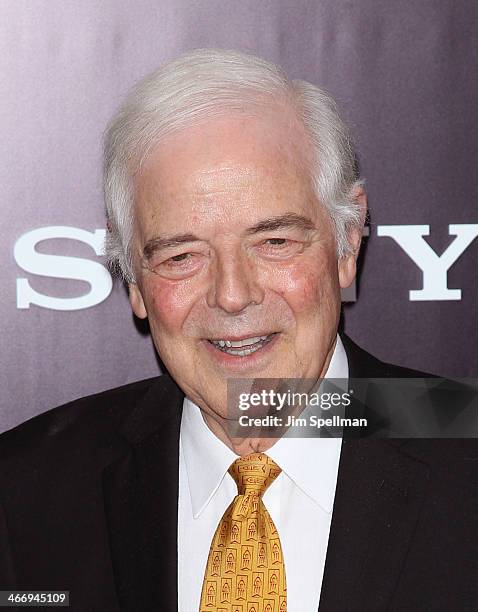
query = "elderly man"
(0, 49, 477, 612)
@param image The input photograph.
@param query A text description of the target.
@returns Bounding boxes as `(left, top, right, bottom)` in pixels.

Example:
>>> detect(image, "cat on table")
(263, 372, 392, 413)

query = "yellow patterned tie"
(199, 453, 287, 612)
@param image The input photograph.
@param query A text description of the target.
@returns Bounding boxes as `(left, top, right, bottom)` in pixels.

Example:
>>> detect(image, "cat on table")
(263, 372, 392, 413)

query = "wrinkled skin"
(129, 107, 365, 454)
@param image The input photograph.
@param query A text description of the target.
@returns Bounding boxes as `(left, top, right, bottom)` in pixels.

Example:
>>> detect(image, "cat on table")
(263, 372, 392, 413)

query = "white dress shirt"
(178, 335, 348, 612)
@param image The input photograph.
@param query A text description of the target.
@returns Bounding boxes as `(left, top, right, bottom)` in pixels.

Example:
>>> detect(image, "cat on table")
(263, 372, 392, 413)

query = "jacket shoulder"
(0, 375, 175, 468)
(340, 333, 437, 379)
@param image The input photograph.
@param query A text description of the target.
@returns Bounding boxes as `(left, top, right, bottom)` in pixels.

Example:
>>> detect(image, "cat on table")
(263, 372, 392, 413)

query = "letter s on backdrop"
(14, 226, 113, 311)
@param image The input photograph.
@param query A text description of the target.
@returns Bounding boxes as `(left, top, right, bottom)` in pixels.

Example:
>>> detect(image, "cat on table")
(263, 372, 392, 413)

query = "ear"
(338, 184, 368, 289)
(128, 283, 148, 319)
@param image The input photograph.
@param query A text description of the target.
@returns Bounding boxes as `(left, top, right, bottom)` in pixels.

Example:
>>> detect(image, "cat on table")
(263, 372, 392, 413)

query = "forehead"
(133, 107, 319, 227)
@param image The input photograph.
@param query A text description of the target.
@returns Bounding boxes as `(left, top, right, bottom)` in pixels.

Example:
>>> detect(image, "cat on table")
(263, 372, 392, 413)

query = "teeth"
(209, 334, 274, 356)
(211, 335, 269, 348)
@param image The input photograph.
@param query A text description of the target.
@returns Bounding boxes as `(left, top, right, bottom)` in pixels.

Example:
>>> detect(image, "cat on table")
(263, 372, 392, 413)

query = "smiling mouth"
(206, 333, 278, 356)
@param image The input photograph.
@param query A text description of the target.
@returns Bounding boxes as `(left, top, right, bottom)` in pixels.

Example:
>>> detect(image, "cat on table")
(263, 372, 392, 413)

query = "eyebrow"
(245, 213, 316, 235)
(143, 233, 198, 260)
(142, 213, 316, 260)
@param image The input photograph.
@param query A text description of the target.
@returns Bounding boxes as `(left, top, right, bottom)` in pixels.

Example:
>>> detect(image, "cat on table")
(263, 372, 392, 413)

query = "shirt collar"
(266, 335, 347, 512)
(180, 334, 348, 517)
(181, 396, 238, 518)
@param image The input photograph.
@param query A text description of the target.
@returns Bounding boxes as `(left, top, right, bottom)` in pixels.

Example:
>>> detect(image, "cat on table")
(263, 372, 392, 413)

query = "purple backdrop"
(2, 0, 477, 432)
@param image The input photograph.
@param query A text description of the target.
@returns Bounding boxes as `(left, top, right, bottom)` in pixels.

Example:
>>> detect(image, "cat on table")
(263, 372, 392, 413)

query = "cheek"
(271, 257, 338, 313)
(142, 278, 197, 332)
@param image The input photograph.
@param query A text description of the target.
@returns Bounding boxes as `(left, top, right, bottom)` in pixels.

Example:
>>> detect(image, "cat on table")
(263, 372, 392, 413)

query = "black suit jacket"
(0, 334, 477, 611)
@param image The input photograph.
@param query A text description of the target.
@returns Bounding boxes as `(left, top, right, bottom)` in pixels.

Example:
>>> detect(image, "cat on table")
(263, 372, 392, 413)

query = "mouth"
(205, 333, 278, 357)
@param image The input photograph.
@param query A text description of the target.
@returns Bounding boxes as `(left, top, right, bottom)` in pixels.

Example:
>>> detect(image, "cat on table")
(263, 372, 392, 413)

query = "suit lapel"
(102, 375, 184, 612)
(318, 438, 430, 611)
(318, 334, 431, 610)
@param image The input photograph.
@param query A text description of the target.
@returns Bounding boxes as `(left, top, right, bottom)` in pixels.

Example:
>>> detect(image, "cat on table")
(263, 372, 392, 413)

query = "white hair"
(103, 48, 364, 282)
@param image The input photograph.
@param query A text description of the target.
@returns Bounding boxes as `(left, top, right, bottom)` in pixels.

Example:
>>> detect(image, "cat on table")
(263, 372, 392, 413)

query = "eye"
(265, 238, 288, 246)
(144, 250, 205, 280)
(257, 237, 305, 259)
(261, 237, 296, 251)
(160, 252, 198, 269)
(169, 253, 191, 262)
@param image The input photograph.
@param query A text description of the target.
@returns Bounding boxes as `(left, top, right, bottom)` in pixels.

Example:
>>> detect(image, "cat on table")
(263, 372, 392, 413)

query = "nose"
(207, 250, 264, 313)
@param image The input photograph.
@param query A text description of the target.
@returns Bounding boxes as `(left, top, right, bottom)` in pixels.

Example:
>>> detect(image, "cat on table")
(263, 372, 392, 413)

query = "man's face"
(129, 108, 360, 421)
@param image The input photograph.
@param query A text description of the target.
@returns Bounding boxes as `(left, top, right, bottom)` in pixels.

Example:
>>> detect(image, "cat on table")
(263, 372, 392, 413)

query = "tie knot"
(228, 452, 281, 496)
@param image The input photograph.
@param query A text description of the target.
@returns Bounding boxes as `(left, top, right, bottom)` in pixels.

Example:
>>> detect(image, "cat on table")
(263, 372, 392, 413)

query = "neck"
(202, 413, 279, 455)
(200, 336, 338, 456)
